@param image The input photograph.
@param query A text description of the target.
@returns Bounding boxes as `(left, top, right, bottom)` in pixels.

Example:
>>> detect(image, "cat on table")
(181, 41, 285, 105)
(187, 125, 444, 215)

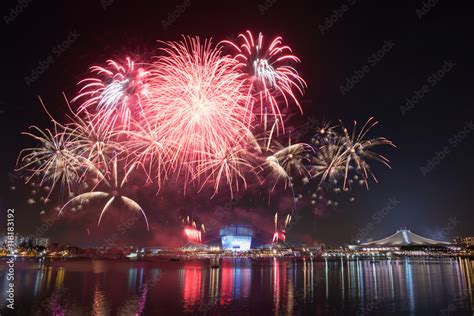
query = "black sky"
(0, 0, 473, 246)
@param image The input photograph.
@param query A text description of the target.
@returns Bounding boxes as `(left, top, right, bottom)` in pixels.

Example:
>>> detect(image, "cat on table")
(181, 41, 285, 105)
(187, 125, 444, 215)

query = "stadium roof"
(361, 229, 451, 246)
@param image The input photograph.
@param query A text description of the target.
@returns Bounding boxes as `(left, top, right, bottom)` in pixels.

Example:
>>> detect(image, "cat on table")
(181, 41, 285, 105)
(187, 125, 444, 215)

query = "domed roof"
(361, 229, 451, 246)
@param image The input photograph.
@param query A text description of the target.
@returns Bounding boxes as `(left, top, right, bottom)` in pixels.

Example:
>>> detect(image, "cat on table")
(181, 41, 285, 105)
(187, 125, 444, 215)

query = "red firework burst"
(221, 30, 306, 131)
(147, 36, 255, 184)
(72, 57, 150, 129)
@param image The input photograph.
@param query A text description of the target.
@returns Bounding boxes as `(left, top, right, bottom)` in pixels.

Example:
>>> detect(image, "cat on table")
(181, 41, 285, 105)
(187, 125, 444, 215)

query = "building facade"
(453, 236, 474, 247)
(219, 225, 254, 251)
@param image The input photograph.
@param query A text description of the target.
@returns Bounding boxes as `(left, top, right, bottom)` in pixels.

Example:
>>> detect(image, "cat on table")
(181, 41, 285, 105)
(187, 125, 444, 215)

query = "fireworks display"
(263, 138, 312, 191)
(272, 212, 291, 243)
(72, 57, 150, 130)
(146, 36, 254, 190)
(16, 123, 83, 198)
(306, 118, 396, 207)
(182, 217, 204, 243)
(15, 31, 394, 239)
(58, 157, 150, 230)
(221, 31, 306, 131)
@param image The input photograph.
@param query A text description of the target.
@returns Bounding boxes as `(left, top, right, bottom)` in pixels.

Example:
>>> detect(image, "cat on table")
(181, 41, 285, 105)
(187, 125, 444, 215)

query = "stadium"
(349, 228, 452, 251)
(219, 225, 254, 251)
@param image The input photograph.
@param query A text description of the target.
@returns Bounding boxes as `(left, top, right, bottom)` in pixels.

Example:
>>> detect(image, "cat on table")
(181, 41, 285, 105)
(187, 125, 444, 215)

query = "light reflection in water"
(209, 263, 220, 305)
(302, 258, 314, 304)
(341, 258, 345, 304)
(92, 280, 110, 315)
(388, 259, 395, 304)
(126, 267, 144, 293)
(33, 262, 46, 296)
(46, 266, 52, 292)
(54, 267, 65, 289)
(357, 258, 364, 302)
(220, 260, 233, 305)
(286, 261, 294, 316)
(464, 259, 473, 308)
(325, 258, 329, 300)
(128, 267, 137, 292)
(0, 257, 472, 315)
(118, 284, 148, 315)
(273, 257, 280, 315)
(180, 263, 202, 312)
(404, 258, 415, 312)
(239, 260, 252, 299)
(371, 260, 377, 301)
(48, 289, 66, 316)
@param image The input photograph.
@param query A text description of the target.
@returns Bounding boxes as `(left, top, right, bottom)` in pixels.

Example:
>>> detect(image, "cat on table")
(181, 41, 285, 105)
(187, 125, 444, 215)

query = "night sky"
(0, 0, 472, 247)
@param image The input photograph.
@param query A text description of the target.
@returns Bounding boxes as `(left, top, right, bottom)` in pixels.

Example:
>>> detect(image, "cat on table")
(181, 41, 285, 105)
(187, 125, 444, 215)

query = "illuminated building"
(18, 235, 31, 246)
(453, 236, 474, 247)
(349, 228, 451, 251)
(34, 237, 49, 247)
(219, 225, 253, 251)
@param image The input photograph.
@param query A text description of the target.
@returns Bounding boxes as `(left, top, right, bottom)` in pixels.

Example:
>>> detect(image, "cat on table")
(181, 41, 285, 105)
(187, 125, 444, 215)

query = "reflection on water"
(180, 263, 202, 311)
(0, 257, 473, 315)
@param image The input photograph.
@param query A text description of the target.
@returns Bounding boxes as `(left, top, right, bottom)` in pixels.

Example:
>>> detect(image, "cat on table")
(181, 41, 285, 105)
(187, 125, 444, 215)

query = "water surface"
(1, 257, 473, 315)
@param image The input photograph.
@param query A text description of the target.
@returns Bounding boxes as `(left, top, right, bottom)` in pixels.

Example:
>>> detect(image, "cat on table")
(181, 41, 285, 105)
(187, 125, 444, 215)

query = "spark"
(222, 30, 306, 130)
(59, 157, 149, 230)
(340, 117, 396, 189)
(147, 36, 254, 187)
(72, 57, 150, 130)
(16, 123, 83, 198)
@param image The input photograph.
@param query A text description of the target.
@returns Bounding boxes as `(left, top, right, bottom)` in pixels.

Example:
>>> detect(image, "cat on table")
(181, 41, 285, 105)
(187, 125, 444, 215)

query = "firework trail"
(184, 228, 202, 243)
(15, 31, 395, 236)
(181, 216, 204, 243)
(262, 136, 312, 191)
(310, 121, 339, 146)
(191, 134, 258, 199)
(272, 212, 291, 243)
(339, 117, 395, 189)
(221, 30, 306, 131)
(308, 118, 395, 204)
(138, 35, 271, 196)
(65, 113, 122, 173)
(59, 157, 149, 230)
(124, 122, 175, 190)
(310, 137, 347, 187)
(147, 36, 254, 182)
(16, 122, 83, 198)
(72, 57, 150, 130)
(65, 34, 308, 200)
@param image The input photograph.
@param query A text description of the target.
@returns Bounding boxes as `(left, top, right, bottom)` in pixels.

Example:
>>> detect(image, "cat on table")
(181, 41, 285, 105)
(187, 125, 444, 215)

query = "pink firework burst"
(183, 227, 202, 243)
(222, 30, 306, 131)
(124, 121, 175, 190)
(147, 36, 254, 184)
(191, 137, 256, 199)
(72, 57, 150, 129)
